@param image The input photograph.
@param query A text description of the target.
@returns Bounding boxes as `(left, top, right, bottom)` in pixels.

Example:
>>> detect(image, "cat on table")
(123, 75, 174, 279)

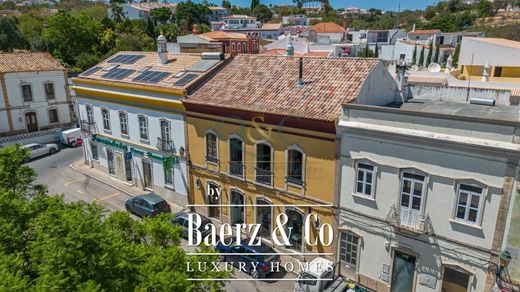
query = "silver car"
(21, 143, 58, 161)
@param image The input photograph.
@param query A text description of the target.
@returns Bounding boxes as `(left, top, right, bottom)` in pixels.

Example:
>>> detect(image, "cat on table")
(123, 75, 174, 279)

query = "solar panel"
(174, 71, 186, 78)
(187, 59, 220, 72)
(174, 73, 198, 86)
(107, 54, 144, 64)
(133, 71, 171, 84)
(102, 68, 136, 80)
(81, 66, 102, 76)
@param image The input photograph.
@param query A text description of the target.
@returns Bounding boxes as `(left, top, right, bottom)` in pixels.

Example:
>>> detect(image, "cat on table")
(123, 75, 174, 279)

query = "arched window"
(101, 108, 110, 130)
(48, 108, 59, 124)
(119, 112, 128, 135)
(287, 149, 303, 186)
(86, 105, 94, 124)
(206, 132, 218, 162)
(229, 137, 244, 177)
(255, 198, 272, 239)
(286, 208, 303, 251)
(256, 143, 272, 185)
(138, 115, 148, 140)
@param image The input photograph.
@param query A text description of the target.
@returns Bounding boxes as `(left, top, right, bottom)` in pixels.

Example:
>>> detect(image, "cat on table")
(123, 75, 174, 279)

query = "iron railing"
(80, 120, 96, 134)
(229, 161, 244, 177)
(157, 137, 175, 153)
(387, 204, 429, 234)
(255, 167, 272, 186)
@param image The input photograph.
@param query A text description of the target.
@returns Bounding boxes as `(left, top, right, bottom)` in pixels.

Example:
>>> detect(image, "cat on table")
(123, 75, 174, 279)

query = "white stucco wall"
(460, 37, 520, 67)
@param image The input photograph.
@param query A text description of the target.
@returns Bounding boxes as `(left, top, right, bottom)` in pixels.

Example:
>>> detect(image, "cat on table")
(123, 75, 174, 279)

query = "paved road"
(28, 146, 295, 291)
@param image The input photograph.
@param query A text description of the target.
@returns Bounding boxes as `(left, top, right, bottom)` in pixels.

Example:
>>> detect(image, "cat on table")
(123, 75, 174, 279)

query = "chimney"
(157, 33, 168, 65)
(192, 24, 200, 35)
(297, 58, 304, 87)
(286, 39, 295, 56)
(482, 62, 490, 82)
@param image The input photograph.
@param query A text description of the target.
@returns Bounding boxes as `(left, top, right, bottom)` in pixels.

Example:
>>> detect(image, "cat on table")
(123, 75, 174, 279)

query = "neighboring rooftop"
(261, 23, 282, 30)
(76, 51, 226, 90)
(223, 15, 256, 20)
(311, 22, 345, 33)
(199, 31, 248, 40)
(0, 52, 65, 73)
(186, 55, 380, 121)
(408, 29, 441, 35)
(464, 37, 520, 49)
(127, 2, 177, 12)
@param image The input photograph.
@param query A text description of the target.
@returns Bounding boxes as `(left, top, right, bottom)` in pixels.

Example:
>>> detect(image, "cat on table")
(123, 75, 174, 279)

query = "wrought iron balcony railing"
(229, 161, 244, 177)
(255, 167, 272, 186)
(286, 176, 304, 186)
(80, 120, 96, 134)
(157, 137, 175, 153)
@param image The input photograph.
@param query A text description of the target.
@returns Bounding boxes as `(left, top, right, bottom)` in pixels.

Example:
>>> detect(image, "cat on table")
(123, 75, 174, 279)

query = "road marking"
(94, 192, 120, 202)
(75, 189, 87, 195)
(64, 177, 86, 186)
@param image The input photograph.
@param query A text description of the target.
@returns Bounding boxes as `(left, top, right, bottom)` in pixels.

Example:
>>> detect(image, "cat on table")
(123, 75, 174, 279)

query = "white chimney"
(482, 62, 490, 82)
(157, 34, 168, 65)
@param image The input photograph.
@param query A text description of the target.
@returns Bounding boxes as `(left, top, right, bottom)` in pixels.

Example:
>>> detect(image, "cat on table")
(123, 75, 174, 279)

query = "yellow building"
(184, 55, 398, 259)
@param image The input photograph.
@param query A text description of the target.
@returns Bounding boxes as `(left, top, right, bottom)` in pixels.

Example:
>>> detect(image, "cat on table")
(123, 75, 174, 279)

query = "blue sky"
(190, 0, 439, 11)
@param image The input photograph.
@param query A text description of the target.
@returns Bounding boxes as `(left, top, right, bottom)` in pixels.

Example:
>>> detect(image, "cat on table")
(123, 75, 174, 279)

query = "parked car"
(125, 194, 171, 217)
(172, 211, 213, 240)
(60, 128, 82, 147)
(294, 257, 365, 292)
(21, 143, 59, 161)
(216, 236, 280, 279)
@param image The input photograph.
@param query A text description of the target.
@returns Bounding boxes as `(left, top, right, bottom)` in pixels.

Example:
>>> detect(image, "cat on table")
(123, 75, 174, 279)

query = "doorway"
(390, 250, 416, 292)
(441, 267, 470, 292)
(115, 152, 124, 180)
(124, 153, 133, 182)
(142, 159, 152, 189)
(107, 149, 115, 175)
(230, 190, 244, 225)
(25, 112, 38, 132)
(207, 183, 220, 219)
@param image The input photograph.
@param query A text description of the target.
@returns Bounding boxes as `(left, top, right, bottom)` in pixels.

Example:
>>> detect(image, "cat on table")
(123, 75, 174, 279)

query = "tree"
(453, 41, 461, 67)
(374, 43, 379, 58)
(475, 0, 494, 17)
(251, 0, 259, 11)
(0, 144, 231, 291)
(150, 7, 172, 25)
(434, 45, 440, 64)
(0, 16, 24, 52)
(357, 43, 374, 57)
(222, 0, 231, 9)
(109, 2, 125, 24)
(252, 4, 273, 23)
(419, 46, 425, 67)
(17, 14, 44, 51)
(412, 45, 417, 65)
(173, 1, 211, 34)
(426, 41, 433, 67)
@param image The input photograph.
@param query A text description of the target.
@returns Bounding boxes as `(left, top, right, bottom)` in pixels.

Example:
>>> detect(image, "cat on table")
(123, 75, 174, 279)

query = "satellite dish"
(411, 65, 419, 71)
(428, 63, 441, 72)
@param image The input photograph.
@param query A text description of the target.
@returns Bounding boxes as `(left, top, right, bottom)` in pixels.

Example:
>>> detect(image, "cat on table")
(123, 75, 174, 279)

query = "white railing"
(399, 208, 425, 231)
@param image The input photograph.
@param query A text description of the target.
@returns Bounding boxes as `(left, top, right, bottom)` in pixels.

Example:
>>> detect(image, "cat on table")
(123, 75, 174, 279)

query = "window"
(255, 198, 272, 239)
(138, 115, 148, 140)
(21, 84, 33, 102)
(256, 143, 272, 185)
(206, 132, 218, 162)
(101, 108, 110, 130)
(286, 209, 303, 251)
(237, 42, 241, 52)
(91, 141, 98, 160)
(44, 82, 55, 99)
(399, 172, 426, 230)
(340, 232, 359, 266)
(229, 137, 244, 176)
(232, 43, 236, 52)
(356, 163, 374, 196)
(287, 149, 303, 185)
(442, 267, 470, 292)
(48, 109, 59, 123)
(160, 120, 171, 141)
(86, 105, 94, 124)
(494, 66, 502, 77)
(455, 184, 483, 224)
(119, 112, 128, 135)
(164, 166, 174, 188)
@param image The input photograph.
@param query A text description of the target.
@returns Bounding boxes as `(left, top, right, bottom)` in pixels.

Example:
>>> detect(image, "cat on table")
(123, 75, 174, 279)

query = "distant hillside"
(472, 11, 520, 41)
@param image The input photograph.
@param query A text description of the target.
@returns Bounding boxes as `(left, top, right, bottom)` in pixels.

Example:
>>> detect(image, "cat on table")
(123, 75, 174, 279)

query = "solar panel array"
(102, 68, 136, 80)
(188, 59, 220, 72)
(107, 54, 144, 64)
(173, 73, 198, 87)
(133, 71, 171, 84)
(81, 66, 102, 76)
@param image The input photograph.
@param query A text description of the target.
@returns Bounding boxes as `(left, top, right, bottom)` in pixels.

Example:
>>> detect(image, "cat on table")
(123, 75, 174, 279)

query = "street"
(29, 146, 295, 292)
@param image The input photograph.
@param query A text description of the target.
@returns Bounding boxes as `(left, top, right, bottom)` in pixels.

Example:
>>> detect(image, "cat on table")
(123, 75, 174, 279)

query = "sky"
(190, 0, 440, 11)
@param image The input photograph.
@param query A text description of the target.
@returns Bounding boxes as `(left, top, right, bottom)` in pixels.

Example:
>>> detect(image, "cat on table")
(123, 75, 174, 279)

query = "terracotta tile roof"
(408, 29, 441, 35)
(261, 23, 282, 30)
(407, 76, 447, 85)
(311, 22, 345, 33)
(466, 37, 520, 49)
(0, 52, 65, 73)
(200, 31, 248, 40)
(304, 51, 331, 57)
(75, 51, 226, 90)
(186, 55, 380, 121)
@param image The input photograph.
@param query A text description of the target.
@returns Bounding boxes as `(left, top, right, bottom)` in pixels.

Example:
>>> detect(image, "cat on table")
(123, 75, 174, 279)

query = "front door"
(143, 159, 152, 189)
(207, 183, 220, 219)
(115, 152, 124, 180)
(230, 190, 244, 225)
(124, 154, 133, 182)
(400, 173, 425, 229)
(25, 112, 38, 132)
(390, 251, 416, 292)
(107, 149, 115, 175)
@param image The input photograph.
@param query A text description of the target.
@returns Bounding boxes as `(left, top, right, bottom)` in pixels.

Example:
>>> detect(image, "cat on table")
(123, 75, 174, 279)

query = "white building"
(72, 37, 227, 207)
(337, 96, 519, 292)
(107, 3, 177, 21)
(207, 6, 229, 22)
(0, 52, 74, 145)
(220, 15, 259, 29)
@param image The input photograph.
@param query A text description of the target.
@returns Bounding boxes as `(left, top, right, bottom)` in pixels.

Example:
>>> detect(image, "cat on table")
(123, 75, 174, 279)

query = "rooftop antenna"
(466, 52, 474, 102)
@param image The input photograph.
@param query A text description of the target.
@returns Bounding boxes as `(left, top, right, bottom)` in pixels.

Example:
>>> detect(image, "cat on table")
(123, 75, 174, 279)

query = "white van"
(60, 128, 82, 147)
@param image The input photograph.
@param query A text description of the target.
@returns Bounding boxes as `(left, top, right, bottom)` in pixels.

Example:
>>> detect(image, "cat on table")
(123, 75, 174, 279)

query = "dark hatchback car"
(125, 194, 171, 217)
(172, 212, 213, 240)
(216, 237, 280, 279)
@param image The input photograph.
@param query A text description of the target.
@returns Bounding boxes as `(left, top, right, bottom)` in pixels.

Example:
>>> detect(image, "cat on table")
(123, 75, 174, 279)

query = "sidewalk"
(70, 159, 186, 214)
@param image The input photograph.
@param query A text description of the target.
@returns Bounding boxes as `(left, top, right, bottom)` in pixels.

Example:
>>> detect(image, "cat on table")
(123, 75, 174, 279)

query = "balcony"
(286, 176, 304, 187)
(387, 205, 430, 234)
(157, 137, 175, 153)
(255, 167, 272, 186)
(80, 120, 96, 134)
(229, 161, 244, 177)
(206, 155, 219, 164)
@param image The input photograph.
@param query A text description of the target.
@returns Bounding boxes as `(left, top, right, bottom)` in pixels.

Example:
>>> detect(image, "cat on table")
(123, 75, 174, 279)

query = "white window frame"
(355, 162, 375, 197)
(254, 140, 274, 186)
(228, 134, 245, 177)
(164, 165, 174, 189)
(339, 231, 360, 268)
(454, 184, 483, 225)
(43, 81, 55, 100)
(21, 83, 33, 102)
(205, 129, 219, 163)
(119, 111, 128, 136)
(254, 196, 273, 239)
(399, 170, 428, 213)
(285, 144, 305, 187)
(86, 104, 94, 124)
(138, 115, 149, 141)
(48, 108, 59, 124)
(160, 119, 171, 141)
(101, 108, 110, 131)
